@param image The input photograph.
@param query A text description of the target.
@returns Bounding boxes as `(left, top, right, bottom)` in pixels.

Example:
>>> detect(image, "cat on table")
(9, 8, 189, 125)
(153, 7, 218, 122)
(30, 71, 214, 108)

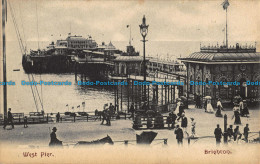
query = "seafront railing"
(0, 111, 132, 125)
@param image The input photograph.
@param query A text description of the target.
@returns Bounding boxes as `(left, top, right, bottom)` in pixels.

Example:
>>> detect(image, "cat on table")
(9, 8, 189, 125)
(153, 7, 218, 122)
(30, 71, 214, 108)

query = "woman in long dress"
(241, 101, 249, 117)
(215, 99, 223, 117)
(233, 104, 241, 124)
(175, 100, 181, 115)
(206, 99, 214, 113)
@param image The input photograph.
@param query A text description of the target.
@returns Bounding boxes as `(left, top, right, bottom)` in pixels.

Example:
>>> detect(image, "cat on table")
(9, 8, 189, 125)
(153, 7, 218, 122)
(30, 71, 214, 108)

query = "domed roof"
(180, 52, 260, 63)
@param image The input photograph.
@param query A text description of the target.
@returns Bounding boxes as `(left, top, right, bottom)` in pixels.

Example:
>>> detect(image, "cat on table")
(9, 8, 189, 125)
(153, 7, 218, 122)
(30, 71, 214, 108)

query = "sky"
(6, 0, 260, 48)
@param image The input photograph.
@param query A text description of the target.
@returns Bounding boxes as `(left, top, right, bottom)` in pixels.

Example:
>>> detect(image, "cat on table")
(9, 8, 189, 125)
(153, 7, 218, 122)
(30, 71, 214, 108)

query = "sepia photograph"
(0, 0, 260, 163)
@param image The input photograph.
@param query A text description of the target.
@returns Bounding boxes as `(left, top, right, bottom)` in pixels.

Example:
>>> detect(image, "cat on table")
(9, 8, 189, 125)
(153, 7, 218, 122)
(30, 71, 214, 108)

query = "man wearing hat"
(174, 125, 184, 146)
(214, 124, 223, 146)
(49, 127, 62, 146)
(180, 113, 188, 132)
(3, 108, 14, 129)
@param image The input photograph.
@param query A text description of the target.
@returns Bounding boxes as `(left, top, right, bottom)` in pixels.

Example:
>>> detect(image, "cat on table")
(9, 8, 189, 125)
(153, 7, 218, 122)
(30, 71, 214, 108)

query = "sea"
(3, 40, 200, 114)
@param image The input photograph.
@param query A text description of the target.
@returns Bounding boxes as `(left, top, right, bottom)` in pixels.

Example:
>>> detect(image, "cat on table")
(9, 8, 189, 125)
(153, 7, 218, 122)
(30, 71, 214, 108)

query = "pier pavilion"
(179, 43, 260, 106)
(109, 55, 186, 113)
(74, 44, 187, 112)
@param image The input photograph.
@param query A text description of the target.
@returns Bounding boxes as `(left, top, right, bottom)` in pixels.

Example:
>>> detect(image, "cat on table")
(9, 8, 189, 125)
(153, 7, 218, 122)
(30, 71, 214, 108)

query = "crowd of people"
(214, 123, 250, 145)
(2, 95, 256, 147)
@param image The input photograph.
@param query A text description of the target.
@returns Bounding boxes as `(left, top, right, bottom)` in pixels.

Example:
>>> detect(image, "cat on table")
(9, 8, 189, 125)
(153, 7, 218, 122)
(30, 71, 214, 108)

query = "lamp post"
(139, 15, 149, 102)
(223, 114, 228, 144)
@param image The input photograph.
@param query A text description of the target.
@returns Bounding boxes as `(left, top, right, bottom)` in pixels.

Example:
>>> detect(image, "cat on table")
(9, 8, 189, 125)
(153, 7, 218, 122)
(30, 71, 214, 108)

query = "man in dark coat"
(174, 125, 184, 145)
(214, 124, 223, 146)
(56, 112, 60, 123)
(180, 113, 188, 132)
(106, 111, 111, 126)
(101, 110, 107, 125)
(3, 108, 14, 129)
(227, 125, 234, 140)
(129, 103, 135, 119)
(197, 95, 202, 108)
(194, 94, 198, 108)
(49, 127, 62, 147)
(243, 124, 250, 143)
(109, 103, 115, 115)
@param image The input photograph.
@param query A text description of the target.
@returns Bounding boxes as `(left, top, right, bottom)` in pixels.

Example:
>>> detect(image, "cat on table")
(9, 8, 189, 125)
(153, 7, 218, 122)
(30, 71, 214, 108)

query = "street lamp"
(139, 15, 149, 102)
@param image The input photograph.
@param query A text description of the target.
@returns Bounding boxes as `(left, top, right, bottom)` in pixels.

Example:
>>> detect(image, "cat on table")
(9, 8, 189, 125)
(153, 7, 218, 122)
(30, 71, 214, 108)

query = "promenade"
(1, 105, 259, 147)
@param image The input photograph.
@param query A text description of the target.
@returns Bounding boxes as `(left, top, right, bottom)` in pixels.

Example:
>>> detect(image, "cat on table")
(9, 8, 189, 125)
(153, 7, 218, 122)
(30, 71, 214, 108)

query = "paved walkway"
(1, 105, 259, 147)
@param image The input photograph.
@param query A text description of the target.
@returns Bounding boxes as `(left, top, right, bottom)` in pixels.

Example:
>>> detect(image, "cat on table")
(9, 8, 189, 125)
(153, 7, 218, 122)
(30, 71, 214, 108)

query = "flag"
(127, 25, 129, 28)
(222, 0, 229, 10)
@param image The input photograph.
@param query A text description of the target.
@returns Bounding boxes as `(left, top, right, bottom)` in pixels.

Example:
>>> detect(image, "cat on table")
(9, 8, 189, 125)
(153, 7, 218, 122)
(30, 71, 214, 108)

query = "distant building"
(56, 35, 97, 49)
(179, 43, 260, 105)
(112, 56, 146, 77)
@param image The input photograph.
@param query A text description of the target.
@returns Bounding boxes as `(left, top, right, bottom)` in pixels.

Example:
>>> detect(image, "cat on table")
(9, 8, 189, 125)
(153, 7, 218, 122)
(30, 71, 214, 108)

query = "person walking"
(197, 95, 202, 108)
(106, 111, 111, 126)
(175, 100, 181, 115)
(129, 103, 135, 119)
(174, 125, 184, 146)
(56, 112, 60, 123)
(109, 103, 115, 115)
(194, 94, 198, 108)
(190, 118, 196, 138)
(180, 113, 188, 132)
(206, 99, 214, 113)
(241, 101, 250, 117)
(227, 125, 234, 140)
(239, 100, 244, 114)
(214, 124, 223, 146)
(233, 104, 241, 124)
(166, 113, 173, 129)
(204, 99, 207, 112)
(171, 111, 177, 128)
(3, 108, 14, 129)
(101, 109, 107, 125)
(215, 99, 223, 117)
(24, 116, 28, 128)
(234, 126, 242, 142)
(243, 124, 250, 143)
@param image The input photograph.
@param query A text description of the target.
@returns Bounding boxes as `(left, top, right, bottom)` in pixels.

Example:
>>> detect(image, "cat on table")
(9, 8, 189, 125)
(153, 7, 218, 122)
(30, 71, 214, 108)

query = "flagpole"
(226, 7, 228, 48)
(2, 0, 7, 119)
(130, 25, 131, 46)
